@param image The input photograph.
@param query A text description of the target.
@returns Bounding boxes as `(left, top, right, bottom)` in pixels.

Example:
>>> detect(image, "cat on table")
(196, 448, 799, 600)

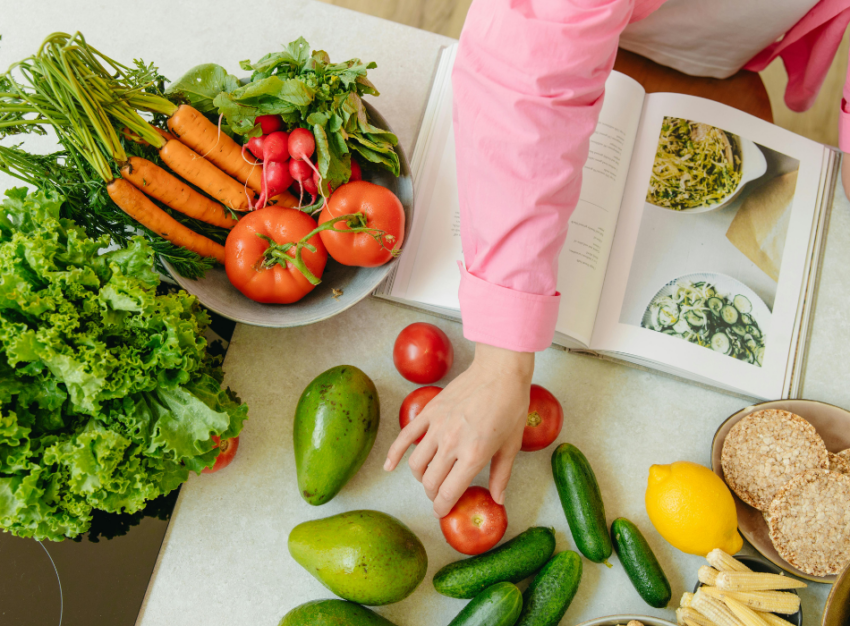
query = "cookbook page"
(591, 92, 826, 399)
(389, 68, 646, 346)
(554, 71, 645, 345)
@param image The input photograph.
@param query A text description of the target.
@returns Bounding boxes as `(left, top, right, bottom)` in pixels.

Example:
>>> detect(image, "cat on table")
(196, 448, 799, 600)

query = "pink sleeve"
(452, 0, 634, 353)
(841, 45, 850, 152)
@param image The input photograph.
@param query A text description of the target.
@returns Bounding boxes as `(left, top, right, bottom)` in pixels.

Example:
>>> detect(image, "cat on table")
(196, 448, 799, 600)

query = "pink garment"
(453, 0, 849, 353)
(743, 0, 850, 150)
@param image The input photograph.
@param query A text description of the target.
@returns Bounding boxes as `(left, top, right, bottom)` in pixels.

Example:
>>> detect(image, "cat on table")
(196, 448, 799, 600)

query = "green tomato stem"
(256, 233, 321, 286)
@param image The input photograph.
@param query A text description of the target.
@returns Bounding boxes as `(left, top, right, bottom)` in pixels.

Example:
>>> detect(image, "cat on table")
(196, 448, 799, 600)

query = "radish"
(350, 158, 362, 182)
(256, 160, 294, 209)
(288, 128, 315, 161)
(262, 131, 290, 163)
(246, 136, 266, 161)
(302, 176, 318, 196)
(289, 158, 312, 183)
(256, 114, 283, 135)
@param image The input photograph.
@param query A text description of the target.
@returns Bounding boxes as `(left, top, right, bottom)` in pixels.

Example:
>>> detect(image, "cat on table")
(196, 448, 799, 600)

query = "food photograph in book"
(619, 117, 801, 368)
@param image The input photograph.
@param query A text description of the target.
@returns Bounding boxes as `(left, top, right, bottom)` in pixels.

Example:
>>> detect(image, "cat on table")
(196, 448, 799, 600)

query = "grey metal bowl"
(162, 101, 412, 328)
(573, 614, 678, 626)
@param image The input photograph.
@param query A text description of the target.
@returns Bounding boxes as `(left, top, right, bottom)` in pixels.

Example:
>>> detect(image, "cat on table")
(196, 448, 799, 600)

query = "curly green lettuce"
(0, 188, 247, 540)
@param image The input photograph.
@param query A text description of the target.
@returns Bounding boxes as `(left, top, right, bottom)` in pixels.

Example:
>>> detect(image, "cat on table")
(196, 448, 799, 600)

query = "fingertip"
(383, 457, 393, 471)
(493, 490, 505, 505)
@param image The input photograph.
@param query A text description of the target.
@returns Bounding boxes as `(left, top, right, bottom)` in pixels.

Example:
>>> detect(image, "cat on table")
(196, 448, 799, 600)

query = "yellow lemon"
(645, 461, 742, 556)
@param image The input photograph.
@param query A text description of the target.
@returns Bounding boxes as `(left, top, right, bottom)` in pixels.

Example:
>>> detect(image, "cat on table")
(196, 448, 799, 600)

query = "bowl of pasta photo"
(646, 117, 767, 213)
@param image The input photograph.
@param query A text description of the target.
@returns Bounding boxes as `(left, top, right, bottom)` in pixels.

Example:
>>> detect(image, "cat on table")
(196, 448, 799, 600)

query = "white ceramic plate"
(711, 399, 850, 583)
(162, 102, 412, 328)
(649, 133, 768, 214)
(642, 271, 771, 341)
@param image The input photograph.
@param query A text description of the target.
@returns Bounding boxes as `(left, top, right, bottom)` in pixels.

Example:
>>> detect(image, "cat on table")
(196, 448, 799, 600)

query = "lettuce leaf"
(0, 188, 248, 540)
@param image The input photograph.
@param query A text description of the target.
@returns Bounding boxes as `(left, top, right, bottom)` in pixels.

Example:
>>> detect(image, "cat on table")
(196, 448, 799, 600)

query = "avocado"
(293, 365, 380, 505)
(278, 599, 398, 625)
(288, 509, 428, 606)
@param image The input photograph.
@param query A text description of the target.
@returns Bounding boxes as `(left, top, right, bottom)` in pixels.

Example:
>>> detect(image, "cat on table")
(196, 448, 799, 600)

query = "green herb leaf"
(164, 63, 240, 115)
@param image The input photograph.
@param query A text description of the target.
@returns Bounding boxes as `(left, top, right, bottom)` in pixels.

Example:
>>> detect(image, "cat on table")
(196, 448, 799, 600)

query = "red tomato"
(521, 384, 564, 452)
(393, 322, 454, 384)
(225, 207, 327, 304)
(203, 435, 240, 474)
(440, 486, 508, 555)
(399, 386, 442, 444)
(318, 181, 404, 267)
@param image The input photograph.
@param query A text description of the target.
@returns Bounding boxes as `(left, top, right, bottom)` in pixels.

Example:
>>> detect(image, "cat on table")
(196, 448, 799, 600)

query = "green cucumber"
(433, 527, 556, 599)
(551, 443, 612, 564)
(516, 551, 582, 626)
(610, 518, 671, 608)
(448, 582, 523, 626)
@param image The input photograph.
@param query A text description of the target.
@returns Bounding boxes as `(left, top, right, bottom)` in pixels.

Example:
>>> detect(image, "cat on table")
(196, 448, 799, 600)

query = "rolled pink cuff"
(839, 99, 850, 152)
(458, 263, 561, 353)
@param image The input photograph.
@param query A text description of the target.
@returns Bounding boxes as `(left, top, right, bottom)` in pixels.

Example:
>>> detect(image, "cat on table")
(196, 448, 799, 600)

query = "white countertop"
(0, 2, 843, 624)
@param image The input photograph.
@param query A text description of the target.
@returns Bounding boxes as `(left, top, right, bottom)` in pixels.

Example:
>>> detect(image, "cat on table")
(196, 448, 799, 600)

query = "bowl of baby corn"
(681, 549, 804, 626)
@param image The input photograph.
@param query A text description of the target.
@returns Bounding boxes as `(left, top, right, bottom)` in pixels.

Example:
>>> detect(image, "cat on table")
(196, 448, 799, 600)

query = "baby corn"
(701, 587, 800, 615)
(756, 612, 797, 626)
(724, 597, 771, 626)
(707, 549, 752, 573)
(692, 590, 745, 626)
(678, 607, 720, 626)
(715, 571, 807, 592)
(699, 565, 721, 586)
(681, 592, 695, 608)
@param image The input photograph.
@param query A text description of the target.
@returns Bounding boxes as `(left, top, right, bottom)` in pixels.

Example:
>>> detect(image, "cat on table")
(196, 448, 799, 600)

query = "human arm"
(384, 0, 634, 518)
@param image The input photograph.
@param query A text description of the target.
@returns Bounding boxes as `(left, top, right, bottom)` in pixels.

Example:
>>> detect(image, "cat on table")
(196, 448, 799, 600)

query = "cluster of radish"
(243, 114, 361, 210)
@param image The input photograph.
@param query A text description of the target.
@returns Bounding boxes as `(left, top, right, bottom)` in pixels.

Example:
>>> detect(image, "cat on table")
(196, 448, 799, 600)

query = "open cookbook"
(376, 44, 841, 400)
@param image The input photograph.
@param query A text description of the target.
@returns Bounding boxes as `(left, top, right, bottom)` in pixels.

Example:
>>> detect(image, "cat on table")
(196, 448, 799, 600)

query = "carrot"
(120, 157, 237, 230)
(268, 190, 300, 208)
(154, 127, 177, 143)
(107, 178, 225, 263)
(167, 104, 263, 194)
(159, 139, 255, 212)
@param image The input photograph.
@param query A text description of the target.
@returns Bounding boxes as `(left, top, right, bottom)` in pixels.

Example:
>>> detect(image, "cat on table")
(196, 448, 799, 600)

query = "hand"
(384, 342, 534, 518)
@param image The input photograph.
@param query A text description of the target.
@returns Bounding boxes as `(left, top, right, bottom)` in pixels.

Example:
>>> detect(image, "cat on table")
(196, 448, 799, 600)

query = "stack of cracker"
(721, 409, 850, 577)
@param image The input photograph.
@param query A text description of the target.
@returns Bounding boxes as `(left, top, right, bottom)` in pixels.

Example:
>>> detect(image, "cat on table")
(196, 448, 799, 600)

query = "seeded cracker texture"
(829, 452, 850, 476)
(767, 469, 850, 577)
(721, 410, 828, 510)
(838, 449, 850, 463)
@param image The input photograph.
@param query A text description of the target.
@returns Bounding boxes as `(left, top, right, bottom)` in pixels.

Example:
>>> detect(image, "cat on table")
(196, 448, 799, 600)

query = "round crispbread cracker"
(838, 449, 850, 463)
(829, 452, 850, 476)
(721, 409, 828, 510)
(767, 468, 850, 577)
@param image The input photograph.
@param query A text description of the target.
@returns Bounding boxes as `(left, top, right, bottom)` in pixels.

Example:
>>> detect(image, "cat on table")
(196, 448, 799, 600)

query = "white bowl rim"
(641, 270, 772, 329)
(573, 614, 679, 626)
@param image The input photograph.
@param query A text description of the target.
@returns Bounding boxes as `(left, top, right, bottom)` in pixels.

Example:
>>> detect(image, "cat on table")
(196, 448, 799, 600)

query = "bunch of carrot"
(0, 32, 296, 266)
